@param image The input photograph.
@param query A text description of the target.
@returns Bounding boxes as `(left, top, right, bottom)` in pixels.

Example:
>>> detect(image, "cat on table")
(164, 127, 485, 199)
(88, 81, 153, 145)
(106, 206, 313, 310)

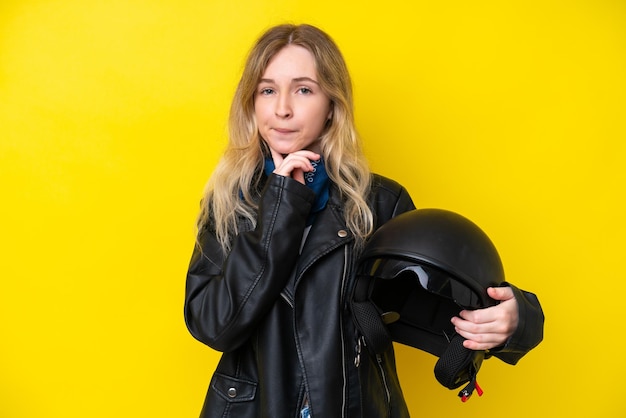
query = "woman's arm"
(184, 174, 314, 352)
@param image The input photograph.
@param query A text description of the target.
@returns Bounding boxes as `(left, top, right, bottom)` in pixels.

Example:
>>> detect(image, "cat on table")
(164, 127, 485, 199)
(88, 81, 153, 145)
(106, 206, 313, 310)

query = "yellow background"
(1, 0, 624, 417)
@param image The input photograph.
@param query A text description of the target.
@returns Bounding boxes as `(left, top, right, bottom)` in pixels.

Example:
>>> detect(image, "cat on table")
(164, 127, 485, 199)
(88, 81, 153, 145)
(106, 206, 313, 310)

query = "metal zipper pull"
(354, 335, 366, 368)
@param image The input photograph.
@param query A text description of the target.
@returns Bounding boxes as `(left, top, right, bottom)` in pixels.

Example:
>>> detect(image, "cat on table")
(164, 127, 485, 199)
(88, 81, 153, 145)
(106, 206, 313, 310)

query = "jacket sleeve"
(489, 283, 545, 365)
(184, 174, 315, 352)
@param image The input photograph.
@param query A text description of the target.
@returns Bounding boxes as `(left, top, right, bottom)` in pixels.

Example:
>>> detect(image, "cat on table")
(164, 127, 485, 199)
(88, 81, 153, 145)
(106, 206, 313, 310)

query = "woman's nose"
(275, 95, 292, 118)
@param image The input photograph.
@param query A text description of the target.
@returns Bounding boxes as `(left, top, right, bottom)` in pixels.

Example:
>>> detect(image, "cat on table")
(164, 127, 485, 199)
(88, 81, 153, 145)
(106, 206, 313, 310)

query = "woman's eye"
(259, 88, 274, 95)
(298, 87, 312, 94)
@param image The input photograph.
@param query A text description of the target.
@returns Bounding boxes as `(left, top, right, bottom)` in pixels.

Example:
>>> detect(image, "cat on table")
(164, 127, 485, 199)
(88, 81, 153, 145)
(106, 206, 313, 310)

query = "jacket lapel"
(294, 188, 354, 287)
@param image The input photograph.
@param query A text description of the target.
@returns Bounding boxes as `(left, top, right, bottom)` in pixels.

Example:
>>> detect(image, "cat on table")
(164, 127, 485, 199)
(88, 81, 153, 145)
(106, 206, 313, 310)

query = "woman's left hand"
(450, 286, 519, 351)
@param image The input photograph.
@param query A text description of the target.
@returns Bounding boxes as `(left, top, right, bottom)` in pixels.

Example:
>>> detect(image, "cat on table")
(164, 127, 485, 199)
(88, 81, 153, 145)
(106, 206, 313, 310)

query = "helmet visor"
(364, 257, 484, 309)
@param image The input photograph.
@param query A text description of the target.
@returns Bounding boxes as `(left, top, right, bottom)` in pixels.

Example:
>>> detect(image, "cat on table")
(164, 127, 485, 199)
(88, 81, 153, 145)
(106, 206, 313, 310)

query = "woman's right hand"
(270, 148, 320, 185)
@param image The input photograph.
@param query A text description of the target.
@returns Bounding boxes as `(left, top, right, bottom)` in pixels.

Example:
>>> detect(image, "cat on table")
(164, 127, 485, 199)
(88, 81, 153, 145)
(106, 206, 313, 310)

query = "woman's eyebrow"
(258, 77, 319, 85)
(292, 77, 320, 85)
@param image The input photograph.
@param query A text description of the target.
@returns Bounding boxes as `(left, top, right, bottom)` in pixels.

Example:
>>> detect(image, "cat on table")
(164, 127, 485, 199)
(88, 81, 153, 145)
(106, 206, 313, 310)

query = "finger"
(269, 147, 284, 169)
(454, 323, 510, 349)
(277, 153, 319, 172)
(488, 286, 514, 302)
(292, 167, 305, 184)
(451, 315, 485, 334)
(289, 150, 320, 162)
(461, 334, 507, 351)
(453, 316, 509, 336)
(272, 155, 315, 182)
(457, 308, 494, 325)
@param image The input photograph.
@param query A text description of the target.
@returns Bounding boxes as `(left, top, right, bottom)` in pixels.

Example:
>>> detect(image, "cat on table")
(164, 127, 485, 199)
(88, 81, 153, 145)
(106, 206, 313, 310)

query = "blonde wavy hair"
(198, 24, 373, 252)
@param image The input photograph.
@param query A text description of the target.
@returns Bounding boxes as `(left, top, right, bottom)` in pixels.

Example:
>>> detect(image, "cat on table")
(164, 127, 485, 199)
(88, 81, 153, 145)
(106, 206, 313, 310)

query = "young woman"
(185, 24, 543, 417)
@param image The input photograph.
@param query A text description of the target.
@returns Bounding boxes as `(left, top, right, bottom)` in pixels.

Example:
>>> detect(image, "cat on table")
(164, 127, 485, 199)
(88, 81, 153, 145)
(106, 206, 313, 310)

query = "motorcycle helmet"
(351, 208, 505, 401)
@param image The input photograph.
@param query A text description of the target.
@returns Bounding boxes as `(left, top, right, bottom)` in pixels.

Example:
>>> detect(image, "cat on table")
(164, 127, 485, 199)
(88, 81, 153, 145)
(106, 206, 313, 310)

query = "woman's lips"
(273, 128, 296, 134)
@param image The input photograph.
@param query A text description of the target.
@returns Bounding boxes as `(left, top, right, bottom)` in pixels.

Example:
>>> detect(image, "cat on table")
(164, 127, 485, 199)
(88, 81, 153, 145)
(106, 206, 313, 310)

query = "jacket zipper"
(376, 353, 392, 411)
(294, 232, 352, 417)
(339, 246, 350, 418)
(354, 335, 392, 415)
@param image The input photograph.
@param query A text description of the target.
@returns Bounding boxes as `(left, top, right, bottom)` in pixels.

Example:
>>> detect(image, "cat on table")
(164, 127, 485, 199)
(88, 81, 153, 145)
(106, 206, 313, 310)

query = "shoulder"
(369, 173, 407, 198)
(368, 173, 416, 227)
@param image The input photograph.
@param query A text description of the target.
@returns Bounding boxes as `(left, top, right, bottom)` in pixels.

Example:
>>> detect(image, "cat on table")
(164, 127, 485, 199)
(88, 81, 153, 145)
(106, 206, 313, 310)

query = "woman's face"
(254, 45, 332, 155)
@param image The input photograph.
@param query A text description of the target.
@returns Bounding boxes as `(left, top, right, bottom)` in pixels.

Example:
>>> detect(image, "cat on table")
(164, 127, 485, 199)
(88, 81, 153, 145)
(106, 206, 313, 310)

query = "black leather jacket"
(185, 173, 543, 417)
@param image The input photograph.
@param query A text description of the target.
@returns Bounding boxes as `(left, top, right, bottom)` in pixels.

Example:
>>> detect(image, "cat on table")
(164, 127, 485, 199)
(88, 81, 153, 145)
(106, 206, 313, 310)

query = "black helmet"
(351, 208, 505, 401)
